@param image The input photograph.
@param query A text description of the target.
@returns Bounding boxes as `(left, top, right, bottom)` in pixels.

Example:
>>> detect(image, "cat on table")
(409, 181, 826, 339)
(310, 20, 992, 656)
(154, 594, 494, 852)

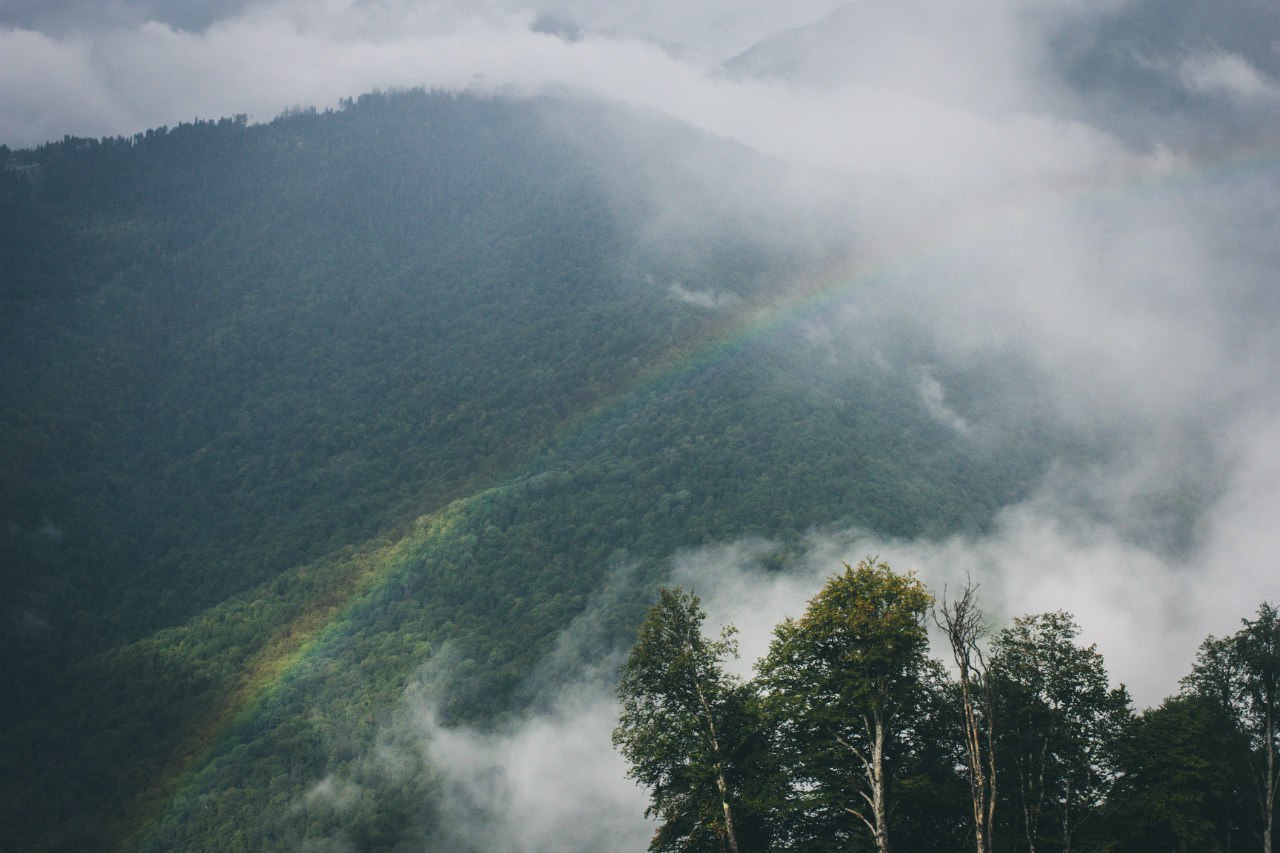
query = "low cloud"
(357, 557, 657, 853)
(413, 684, 653, 853)
(914, 368, 971, 435)
(672, 432, 1278, 709)
(300, 775, 362, 813)
(295, 839, 356, 853)
(4, 0, 1271, 729)
(0, 1, 843, 148)
(404, 433, 1280, 849)
(6, 1, 1278, 847)
(1177, 52, 1280, 102)
(667, 281, 740, 310)
(335, 416, 1280, 847)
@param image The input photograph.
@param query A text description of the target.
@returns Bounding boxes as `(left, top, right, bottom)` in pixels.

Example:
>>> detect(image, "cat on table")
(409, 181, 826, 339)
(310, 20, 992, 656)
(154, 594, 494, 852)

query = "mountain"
(0, 90, 1065, 851)
(722, 0, 1280, 148)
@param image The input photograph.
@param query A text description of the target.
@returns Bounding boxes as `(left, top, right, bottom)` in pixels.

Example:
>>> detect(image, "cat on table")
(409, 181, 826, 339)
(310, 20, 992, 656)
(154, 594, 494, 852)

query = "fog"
(398, 444, 1277, 850)
(5, 0, 1278, 845)
(0, 0, 839, 147)
(414, 685, 653, 852)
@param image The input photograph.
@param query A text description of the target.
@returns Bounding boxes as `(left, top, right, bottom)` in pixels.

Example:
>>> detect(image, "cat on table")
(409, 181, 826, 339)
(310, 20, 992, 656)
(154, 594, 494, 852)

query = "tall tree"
(934, 579, 997, 853)
(1105, 693, 1247, 853)
(1186, 602, 1280, 853)
(885, 659, 973, 852)
(990, 612, 1130, 853)
(614, 587, 757, 853)
(759, 558, 933, 853)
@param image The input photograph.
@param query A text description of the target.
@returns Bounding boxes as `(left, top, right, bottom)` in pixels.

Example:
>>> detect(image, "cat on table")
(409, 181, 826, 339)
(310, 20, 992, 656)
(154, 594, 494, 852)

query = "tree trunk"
(1014, 735, 1046, 853)
(840, 710, 893, 853)
(935, 581, 996, 853)
(871, 709, 891, 853)
(958, 666, 997, 853)
(715, 772, 740, 853)
(693, 678, 741, 853)
(984, 701, 998, 853)
(1062, 777, 1072, 853)
(1264, 700, 1274, 853)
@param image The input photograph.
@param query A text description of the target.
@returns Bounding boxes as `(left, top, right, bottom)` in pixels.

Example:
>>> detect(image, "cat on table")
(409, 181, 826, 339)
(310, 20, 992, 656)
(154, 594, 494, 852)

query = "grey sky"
(0, 0, 849, 147)
(5, 0, 1277, 703)
(5, 0, 1276, 688)
(4, 1, 1279, 835)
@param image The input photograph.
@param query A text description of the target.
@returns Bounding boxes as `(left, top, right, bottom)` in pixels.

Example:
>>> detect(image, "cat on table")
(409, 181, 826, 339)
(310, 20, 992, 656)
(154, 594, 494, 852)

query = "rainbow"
(122, 147, 1278, 849)
(119, 504, 472, 850)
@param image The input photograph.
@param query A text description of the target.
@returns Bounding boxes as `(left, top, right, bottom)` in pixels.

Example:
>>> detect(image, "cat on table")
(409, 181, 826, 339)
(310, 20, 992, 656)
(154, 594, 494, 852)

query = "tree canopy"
(614, 588, 761, 853)
(617, 568, 1273, 853)
(760, 559, 932, 852)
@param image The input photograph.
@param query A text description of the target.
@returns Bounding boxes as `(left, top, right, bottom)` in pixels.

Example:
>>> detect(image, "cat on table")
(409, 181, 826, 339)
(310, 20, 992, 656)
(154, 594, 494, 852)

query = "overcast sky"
(5, 3, 1279, 843)
(6, 0, 1278, 704)
(7, 0, 1279, 715)
(0, 0, 848, 147)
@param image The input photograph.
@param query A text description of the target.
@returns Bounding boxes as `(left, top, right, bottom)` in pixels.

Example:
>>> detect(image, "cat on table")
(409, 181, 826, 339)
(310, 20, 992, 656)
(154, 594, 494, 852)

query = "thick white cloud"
(9, 0, 1279, 822)
(671, 460, 1277, 710)
(0, 0, 844, 147)
(413, 686, 654, 853)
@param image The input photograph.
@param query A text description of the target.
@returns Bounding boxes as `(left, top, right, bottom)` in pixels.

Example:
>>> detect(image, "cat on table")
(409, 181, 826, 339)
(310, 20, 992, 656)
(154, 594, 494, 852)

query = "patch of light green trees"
(615, 559, 1280, 853)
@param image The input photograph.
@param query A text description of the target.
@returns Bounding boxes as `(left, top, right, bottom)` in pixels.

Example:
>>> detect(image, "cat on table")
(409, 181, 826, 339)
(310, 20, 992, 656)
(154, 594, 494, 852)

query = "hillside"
(0, 91, 1064, 851)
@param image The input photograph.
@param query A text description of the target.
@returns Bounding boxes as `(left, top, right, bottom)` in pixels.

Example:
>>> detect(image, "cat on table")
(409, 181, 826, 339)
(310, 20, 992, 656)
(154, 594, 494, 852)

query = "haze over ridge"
(3, 1, 1279, 850)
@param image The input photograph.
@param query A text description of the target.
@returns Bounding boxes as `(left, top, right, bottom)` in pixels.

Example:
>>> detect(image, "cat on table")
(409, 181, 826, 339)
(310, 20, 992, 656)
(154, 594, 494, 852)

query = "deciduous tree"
(614, 587, 758, 853)
(934, 579, 997, 853)
(1105, 693, 1246, 852)
(990, 612, 1130, 853)
(1186, 602, 1280, 853)
(759, 558, 932, 853)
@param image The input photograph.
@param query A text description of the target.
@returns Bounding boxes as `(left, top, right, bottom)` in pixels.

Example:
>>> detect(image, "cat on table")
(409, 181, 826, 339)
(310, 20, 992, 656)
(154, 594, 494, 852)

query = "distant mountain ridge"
(1, 90, 1059, 851)
(722, 0, 1280, 147)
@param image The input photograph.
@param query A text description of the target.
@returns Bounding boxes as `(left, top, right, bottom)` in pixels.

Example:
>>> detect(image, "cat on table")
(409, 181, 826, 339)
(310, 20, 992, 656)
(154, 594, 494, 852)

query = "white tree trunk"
(693, 678, 740, 853)
(872, 711, 890, 853)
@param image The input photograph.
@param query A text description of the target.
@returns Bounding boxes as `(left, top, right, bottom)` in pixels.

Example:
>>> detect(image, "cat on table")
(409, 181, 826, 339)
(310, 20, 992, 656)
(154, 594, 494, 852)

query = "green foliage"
(614, 564, 954, 853)
(1185, 602, 1280, 852)
(989, 611, 1132, 852)
(615, 574, 1276, 853)
(758, 559, 933, 850)
(615, 588, 774, 852)
(1105, 694, 1248, 852)
(787, 559, 933, 700)
(874, 660, 972, 853)
(0, 91, 1063, 852)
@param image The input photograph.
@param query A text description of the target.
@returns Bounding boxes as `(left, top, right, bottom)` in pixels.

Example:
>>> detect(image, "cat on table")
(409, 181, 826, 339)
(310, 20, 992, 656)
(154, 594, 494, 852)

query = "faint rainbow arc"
(125, 147, 1279, 849)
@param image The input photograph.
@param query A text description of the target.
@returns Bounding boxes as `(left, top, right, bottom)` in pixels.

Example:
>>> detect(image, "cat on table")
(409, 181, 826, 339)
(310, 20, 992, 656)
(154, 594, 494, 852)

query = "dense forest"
(618, 564, 1279, 853)
(5, 0, 1278, 845)
(0, 90, 1074, 852)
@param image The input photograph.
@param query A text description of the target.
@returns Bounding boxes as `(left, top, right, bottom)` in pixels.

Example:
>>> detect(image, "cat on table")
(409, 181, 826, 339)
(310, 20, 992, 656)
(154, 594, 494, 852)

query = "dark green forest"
(0, 90, 1214, 851)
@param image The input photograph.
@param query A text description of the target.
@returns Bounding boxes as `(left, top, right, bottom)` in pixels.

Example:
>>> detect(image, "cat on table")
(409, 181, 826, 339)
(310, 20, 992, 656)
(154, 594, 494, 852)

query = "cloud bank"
(0, 0, 840, 147)
(8, 0, 1278, 840)
(8, 0, 1272, 739)
(673, 481, 1276, 711)
(415, 684, 653, 853)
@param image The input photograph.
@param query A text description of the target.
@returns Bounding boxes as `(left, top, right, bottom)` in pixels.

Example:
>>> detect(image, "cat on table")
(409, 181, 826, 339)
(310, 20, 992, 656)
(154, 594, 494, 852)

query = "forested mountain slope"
(1, 91, 1061, 851)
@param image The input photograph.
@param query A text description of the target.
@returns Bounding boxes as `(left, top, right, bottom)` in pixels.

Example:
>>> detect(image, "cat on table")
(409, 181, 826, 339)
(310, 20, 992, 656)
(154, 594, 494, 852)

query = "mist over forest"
(2, 0, 1278, 850)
